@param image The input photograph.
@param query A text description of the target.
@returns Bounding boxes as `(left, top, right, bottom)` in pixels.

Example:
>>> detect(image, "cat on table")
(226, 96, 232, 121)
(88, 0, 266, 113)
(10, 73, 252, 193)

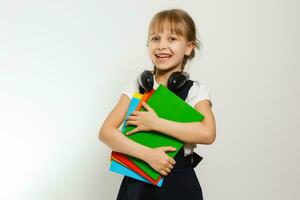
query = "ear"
(185, 41, 195, 56)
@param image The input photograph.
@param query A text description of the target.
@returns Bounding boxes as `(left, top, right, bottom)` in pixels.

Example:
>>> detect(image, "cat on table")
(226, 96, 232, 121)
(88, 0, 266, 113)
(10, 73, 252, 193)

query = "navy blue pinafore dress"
(116, 80, 204, 200)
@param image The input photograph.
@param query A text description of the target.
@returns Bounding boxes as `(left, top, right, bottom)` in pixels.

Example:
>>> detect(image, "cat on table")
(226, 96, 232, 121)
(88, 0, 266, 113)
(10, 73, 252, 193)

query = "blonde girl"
(99, 9, 216, 200)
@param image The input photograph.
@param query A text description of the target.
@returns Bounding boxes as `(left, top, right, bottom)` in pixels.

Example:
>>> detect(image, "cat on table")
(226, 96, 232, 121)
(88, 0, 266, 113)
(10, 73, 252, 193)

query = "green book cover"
(124, 84, 205, 180)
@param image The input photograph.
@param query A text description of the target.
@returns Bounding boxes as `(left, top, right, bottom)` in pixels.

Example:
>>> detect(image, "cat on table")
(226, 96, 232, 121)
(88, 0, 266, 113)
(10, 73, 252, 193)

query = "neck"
(154, 67, 182, 87)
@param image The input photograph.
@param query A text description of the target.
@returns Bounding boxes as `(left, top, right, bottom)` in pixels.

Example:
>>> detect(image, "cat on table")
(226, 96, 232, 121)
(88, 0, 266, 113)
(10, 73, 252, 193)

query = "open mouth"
(155, 53, 172, 61)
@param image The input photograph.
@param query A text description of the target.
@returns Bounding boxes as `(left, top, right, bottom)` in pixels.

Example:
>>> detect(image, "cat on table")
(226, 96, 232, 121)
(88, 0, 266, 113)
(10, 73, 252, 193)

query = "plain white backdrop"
(0, 0, 299, 199)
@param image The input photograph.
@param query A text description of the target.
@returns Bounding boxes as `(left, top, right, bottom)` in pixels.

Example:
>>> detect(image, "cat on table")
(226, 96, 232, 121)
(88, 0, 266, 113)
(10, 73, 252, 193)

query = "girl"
(99, 9, 216, 200)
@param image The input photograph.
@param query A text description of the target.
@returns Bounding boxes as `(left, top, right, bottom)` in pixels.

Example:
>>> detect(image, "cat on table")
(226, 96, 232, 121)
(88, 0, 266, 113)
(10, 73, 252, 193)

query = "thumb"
(125, 127, 139, 136)
(160, 146, 177, 152)
(142, 102, 150, 110)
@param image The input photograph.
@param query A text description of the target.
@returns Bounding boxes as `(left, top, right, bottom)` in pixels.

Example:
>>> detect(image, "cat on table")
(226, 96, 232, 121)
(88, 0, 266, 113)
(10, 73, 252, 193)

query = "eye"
(169, 37, 177, 41)
(151, 36, 159, 41)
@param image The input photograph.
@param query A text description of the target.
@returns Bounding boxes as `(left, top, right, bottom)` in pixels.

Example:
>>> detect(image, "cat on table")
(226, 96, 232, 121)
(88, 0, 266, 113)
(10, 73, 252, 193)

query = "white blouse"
(120, 74, 212, 156)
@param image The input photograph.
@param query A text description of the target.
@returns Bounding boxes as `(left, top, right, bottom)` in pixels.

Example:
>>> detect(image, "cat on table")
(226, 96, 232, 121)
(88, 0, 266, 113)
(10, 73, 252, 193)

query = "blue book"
(109, 160, 163, 187)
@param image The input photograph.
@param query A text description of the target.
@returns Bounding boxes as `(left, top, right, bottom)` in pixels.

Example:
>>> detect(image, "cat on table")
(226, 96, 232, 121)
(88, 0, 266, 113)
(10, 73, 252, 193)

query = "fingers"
(161, 168, 171, 175)
(168, 157, 176, 165)
(159, 155, 176, 176)
(161, 146, 177, 152)
(159, 163, 173, 176)
(126, 120, 137, 126)
(160, 170, 168, 176)
(157, 146, 177, 166)
(164, 167, 171, 173)
(126, 114, 137, 126)
(126, 116, 136, 121)
(167, 159, 176, 169)
(153, 159, 176, 176)
(130, 111, 140, 116)
(125, 127, 139, 136)
(142, 102, 152, 111)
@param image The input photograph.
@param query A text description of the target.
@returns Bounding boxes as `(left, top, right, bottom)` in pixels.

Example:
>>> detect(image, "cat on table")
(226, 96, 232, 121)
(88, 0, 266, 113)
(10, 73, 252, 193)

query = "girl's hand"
(144, 146, 177, 176)
(125, 102, 159, 135)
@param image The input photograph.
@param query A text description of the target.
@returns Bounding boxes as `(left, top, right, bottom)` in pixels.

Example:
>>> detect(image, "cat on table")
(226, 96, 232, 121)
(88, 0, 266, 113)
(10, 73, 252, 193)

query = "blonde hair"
(147, 9, 202, 73)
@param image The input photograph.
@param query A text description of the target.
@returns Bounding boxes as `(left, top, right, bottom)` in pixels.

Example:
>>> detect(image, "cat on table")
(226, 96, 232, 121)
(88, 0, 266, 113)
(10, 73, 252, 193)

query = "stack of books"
(109, 84, 205, 187)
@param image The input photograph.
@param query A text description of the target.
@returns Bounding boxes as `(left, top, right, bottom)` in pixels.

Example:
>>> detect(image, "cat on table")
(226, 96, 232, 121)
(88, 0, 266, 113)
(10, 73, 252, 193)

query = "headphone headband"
(138, 70, 189, 93)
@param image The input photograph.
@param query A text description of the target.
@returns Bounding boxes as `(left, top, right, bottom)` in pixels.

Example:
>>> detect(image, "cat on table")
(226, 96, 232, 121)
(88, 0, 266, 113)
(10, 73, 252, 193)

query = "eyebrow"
(150, 32, 178, 37)
(149, 32, 161, 35)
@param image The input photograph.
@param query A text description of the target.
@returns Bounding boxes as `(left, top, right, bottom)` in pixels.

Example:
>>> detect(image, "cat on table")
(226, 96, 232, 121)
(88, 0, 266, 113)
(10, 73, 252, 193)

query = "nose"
(157, 39, 167, 50)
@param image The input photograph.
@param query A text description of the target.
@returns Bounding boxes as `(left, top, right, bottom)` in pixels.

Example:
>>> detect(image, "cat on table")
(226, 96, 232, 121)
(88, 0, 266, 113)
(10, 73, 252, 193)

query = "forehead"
(149, 18, 185, 37)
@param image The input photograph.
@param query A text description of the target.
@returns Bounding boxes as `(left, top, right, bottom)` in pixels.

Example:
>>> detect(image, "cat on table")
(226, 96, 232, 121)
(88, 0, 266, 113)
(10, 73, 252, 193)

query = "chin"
(155, 66, 172, 72)
(155, 63, 179, 72)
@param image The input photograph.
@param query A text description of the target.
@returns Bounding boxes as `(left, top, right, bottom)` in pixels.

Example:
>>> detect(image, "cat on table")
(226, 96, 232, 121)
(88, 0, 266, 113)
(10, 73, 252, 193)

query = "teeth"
(156, 54, 171, 58)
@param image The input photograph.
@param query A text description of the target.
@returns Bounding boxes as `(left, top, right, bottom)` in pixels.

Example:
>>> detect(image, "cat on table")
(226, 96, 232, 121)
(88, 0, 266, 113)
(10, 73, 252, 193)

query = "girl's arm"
(98, 94, 176, 176)
(98, 94, 151, 161)
(154, 99, 216, 144)
(126, 99, 216, 144)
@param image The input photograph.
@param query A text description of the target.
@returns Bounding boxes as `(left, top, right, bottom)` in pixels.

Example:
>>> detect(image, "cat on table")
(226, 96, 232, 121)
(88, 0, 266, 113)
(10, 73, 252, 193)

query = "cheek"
(181, 45, 190, 56)
(172, 43, 185, 52)
(173, 47, 187, 59)
(147, 47, 156, 59)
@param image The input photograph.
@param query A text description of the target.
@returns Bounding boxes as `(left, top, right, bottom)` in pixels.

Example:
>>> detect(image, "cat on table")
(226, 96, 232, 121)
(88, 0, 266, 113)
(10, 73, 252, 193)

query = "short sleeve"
(186, 80, 213, 107)
(120, 75, 139, 99)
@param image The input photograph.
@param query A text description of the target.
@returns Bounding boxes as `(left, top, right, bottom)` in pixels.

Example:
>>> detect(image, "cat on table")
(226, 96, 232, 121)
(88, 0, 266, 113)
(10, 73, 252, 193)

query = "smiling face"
(147, 22, 194, 73)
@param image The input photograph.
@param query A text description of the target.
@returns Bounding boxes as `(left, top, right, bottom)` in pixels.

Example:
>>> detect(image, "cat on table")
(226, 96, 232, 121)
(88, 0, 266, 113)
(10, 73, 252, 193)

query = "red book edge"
(135, 89, 155, 110)
(111, 151, 162, 185)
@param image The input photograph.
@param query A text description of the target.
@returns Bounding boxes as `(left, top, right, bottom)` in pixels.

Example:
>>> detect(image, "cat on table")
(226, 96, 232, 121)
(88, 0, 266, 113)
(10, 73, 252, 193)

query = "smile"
(155, 53, 172, 61)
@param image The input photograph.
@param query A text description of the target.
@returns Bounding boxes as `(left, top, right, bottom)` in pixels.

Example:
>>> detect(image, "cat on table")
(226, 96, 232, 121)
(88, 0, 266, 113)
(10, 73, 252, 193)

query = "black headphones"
(138, 70, 190, 94)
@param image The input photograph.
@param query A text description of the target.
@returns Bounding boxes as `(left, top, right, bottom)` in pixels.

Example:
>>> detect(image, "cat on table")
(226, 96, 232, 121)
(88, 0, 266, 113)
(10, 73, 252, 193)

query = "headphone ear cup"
(138, 70, 154, 92)
(167, 71, 190, 93)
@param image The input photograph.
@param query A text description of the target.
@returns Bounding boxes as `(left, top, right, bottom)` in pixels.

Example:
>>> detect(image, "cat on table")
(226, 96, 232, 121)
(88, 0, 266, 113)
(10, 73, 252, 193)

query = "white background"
(0, 0, 299, 199)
